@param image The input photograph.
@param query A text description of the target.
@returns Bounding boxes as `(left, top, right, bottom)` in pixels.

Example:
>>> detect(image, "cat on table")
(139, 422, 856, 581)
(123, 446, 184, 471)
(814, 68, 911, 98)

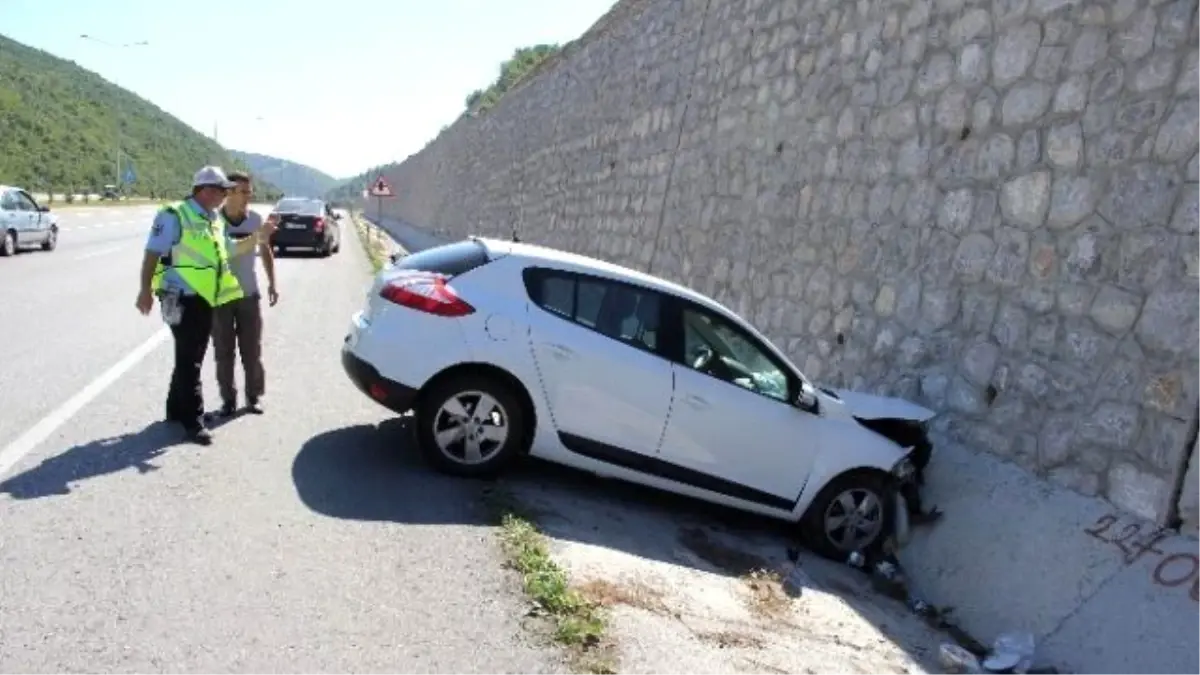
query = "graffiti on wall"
(1084, 512, 1198, 602)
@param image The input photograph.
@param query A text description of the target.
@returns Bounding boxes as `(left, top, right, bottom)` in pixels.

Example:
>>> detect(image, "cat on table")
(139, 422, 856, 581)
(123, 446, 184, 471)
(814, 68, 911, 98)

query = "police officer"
(135, 166, 276, 444)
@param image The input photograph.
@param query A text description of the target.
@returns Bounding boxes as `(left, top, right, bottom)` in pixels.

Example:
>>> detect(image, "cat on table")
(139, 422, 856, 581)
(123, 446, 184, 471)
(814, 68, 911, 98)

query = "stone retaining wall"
(378, 0, 1200, 526)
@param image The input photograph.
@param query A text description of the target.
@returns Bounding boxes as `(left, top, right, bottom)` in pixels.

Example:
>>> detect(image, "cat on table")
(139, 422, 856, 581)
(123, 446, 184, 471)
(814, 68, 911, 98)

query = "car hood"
(823, 388, 936, 423)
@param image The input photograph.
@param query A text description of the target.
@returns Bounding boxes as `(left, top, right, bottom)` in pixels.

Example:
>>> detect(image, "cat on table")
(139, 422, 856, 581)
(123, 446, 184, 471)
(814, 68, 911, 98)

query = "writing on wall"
(1084, 512, 1198, 603)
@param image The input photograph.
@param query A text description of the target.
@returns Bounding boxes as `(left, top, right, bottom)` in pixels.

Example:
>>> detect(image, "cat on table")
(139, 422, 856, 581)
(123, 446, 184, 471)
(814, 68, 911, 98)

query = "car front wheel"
(799, 470, 895, 560)
(415, 373, 526, 478)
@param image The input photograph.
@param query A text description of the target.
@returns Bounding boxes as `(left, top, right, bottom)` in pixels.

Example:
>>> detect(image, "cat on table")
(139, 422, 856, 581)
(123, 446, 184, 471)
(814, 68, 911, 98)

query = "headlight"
(891, 455, 916, 481)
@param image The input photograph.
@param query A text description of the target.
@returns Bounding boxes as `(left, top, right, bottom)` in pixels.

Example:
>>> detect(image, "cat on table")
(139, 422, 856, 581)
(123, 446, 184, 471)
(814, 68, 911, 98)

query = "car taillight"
(313, 217, 325, 232)
(379, 274, 474, 317)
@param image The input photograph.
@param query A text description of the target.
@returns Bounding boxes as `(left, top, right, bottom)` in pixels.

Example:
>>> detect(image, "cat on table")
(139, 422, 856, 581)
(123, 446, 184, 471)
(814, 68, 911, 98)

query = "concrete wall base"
(900, 441, 1199, 674)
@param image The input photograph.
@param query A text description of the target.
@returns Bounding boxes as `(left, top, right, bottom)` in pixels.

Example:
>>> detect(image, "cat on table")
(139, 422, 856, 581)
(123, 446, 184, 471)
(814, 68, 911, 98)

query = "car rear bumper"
(272, 230, 328, 248)
(341, 344, 418, 414)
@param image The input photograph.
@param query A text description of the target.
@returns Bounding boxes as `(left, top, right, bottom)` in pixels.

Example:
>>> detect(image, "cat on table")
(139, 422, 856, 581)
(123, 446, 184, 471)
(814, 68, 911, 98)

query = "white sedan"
(0, 185, 59, 256)
(341, 237, 936, 558)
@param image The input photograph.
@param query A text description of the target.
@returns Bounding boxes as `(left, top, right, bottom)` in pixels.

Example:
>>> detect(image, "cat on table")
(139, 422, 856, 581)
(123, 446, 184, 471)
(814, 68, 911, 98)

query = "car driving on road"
(268, 197, 341, 256)
(341, 237, 935, 558)
(0, 185, 59, 256)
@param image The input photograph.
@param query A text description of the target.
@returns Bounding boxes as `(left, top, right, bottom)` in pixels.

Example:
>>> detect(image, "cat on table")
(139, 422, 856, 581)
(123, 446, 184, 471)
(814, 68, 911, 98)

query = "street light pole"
(79, 35, 149, 194)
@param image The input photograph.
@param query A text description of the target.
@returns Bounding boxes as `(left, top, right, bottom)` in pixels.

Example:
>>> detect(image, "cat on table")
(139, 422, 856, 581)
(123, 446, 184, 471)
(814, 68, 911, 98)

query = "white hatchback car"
(342, 237, 937, 558)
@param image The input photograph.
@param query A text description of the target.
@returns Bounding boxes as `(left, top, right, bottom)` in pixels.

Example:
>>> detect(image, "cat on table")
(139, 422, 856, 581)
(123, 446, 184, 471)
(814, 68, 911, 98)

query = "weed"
(351, 211, 391, 272)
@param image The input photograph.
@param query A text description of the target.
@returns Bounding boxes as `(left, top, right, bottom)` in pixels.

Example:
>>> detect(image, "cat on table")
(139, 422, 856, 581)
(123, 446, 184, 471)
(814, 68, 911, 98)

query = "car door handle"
(544, 342, 575, 359)
(682, 394, 709, 410)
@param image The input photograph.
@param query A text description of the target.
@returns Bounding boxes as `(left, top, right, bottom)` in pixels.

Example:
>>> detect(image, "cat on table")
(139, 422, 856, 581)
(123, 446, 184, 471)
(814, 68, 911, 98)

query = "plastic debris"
(982, 651, 1021, 673)
(782, 562, 807, 598)
(985, 631, 1036, 674)
(846, 550, 866, 568)
(940, 643, 983, 674)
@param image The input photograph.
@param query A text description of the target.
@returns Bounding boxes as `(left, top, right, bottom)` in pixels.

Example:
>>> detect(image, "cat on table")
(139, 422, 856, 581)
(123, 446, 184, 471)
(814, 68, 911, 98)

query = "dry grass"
(577, 577, 677, 618)
(742, 568, 792, 619)
(696, 629, 767, 650)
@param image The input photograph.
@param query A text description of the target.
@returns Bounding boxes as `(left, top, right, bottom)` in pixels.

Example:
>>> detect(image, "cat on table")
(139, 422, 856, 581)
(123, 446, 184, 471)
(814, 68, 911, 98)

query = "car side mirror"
(794, 385, 818, 413)
(38, 205, 50, 212)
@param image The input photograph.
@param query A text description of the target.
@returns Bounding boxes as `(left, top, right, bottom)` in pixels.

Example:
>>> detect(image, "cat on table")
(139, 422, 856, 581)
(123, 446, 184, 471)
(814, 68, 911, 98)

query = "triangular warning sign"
(369, 175, 394, 197)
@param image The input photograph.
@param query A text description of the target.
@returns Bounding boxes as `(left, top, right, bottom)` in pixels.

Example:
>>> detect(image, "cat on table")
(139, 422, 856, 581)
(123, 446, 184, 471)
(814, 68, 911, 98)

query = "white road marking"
(0, 327, 170, 480)
(74, 244, 129, 260)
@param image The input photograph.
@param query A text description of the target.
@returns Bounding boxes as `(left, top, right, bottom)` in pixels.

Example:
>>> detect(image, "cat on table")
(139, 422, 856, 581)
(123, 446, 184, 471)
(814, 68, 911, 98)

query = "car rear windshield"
(276, 198, 321, 215)
(395, 239, 491, 278)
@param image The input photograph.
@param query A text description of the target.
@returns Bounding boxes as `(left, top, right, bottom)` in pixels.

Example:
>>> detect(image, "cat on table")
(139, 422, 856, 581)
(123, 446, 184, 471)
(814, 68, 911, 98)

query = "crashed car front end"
(821, 388, 943, 546)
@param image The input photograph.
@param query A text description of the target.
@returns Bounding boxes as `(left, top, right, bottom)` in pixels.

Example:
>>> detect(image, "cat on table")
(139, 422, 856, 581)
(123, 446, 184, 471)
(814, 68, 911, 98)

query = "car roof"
(473, 237, 731, 315)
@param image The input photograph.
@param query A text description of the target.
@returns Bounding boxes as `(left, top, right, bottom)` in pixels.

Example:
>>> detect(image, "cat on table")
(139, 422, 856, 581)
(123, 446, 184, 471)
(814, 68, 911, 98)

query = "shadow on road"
(0, 421, 185, 500)
(292, 417, 949, 670)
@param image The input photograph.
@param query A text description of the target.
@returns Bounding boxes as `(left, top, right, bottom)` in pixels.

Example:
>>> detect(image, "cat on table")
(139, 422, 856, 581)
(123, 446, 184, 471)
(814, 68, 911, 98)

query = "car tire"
(0, 230, 14, 257)
(415, 373, 527, 479)
(798, 470, 895, 561)
(321, 239, 333, 257)
(41, 228, 57, 252)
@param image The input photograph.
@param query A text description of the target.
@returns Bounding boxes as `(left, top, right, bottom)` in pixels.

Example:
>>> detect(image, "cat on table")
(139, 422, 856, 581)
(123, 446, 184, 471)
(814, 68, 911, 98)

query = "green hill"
(0, 33, 281, 200)
(230, 150, 338, 199)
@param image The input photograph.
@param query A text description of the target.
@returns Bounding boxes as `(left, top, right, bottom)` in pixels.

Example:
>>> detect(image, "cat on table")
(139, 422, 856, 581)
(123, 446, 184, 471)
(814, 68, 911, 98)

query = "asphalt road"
(0, 204, 560, 672)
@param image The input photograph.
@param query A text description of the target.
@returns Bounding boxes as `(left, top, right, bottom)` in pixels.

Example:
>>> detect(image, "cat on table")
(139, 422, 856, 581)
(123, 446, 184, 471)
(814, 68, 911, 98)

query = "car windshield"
(276, 198, 321, 215)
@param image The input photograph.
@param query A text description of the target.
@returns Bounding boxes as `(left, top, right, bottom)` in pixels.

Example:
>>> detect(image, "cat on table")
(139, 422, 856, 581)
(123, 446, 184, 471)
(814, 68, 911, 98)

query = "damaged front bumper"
(892, 458, 915, 547)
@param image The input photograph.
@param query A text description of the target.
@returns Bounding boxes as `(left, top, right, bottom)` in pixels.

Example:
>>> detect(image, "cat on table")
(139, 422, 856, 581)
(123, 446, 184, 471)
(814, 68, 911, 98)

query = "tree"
(463, 43, 562, 115)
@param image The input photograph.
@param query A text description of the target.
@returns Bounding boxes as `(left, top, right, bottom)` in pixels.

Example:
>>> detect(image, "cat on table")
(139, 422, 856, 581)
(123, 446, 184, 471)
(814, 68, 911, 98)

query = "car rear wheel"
(415, 373, 526, 478)
(0, 231, 14, 257)
(799, 470, 894, 560)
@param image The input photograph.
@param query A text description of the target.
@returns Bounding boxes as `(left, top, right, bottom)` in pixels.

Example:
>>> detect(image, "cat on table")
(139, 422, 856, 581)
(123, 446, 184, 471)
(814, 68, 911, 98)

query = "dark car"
(269, 197, 342, 257)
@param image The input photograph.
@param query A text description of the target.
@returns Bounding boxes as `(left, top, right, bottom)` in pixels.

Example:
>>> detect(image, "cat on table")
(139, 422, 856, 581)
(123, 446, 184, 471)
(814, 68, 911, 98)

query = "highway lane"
(0, 208, 559, 672)
(0, 203, 268, 446)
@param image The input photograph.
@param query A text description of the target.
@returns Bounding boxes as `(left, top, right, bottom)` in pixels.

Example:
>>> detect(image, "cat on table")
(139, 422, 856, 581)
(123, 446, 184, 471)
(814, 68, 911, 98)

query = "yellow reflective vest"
(150, 200, 245, 307)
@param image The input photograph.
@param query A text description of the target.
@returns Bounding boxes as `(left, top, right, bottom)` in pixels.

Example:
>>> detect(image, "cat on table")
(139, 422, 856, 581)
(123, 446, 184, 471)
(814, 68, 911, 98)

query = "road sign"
(369, 175, 394, 198)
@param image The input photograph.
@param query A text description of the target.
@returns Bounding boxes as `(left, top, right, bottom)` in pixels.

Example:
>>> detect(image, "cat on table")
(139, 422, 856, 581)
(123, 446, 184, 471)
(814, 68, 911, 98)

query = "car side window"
(679, 308, 792, 403)
(528, 269, 661, 352)
(15, 192, 37, 211)
(0, 191, 16, 210)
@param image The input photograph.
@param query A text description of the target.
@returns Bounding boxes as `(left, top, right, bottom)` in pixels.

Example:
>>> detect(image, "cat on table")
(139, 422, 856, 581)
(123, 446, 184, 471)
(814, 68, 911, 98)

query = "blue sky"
(0, 0, 617, 178)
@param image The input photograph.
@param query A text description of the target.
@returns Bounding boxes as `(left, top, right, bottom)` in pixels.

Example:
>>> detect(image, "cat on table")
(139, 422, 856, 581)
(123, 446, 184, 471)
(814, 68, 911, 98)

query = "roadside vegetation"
(0, 34, 281, 200)
(485, 489, 617, 674)
(463, 44, 562, 114)
(350, 211, 392, 272)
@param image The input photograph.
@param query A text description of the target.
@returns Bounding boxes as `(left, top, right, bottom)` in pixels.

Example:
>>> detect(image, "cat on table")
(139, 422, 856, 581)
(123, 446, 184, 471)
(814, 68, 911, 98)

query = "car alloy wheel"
(821, 487, 885, 553)
(430, 390, 511, 466)
(1, 232, 13, 256)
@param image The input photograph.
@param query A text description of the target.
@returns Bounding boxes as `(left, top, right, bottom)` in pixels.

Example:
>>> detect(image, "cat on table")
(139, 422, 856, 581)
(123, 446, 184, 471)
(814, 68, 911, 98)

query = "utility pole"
(79, 35, 149, 194)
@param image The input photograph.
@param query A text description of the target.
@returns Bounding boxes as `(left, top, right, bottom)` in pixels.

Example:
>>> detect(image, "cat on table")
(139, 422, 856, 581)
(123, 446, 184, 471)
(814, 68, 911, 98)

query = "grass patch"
(498, 515, 610, 648)
(486, 488, 616, 673)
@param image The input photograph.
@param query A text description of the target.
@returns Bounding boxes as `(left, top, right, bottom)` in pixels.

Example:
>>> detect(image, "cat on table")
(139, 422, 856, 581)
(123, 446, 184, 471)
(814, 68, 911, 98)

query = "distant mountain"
(230, 151, 338, 199)
(0, 33, 281, 198)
